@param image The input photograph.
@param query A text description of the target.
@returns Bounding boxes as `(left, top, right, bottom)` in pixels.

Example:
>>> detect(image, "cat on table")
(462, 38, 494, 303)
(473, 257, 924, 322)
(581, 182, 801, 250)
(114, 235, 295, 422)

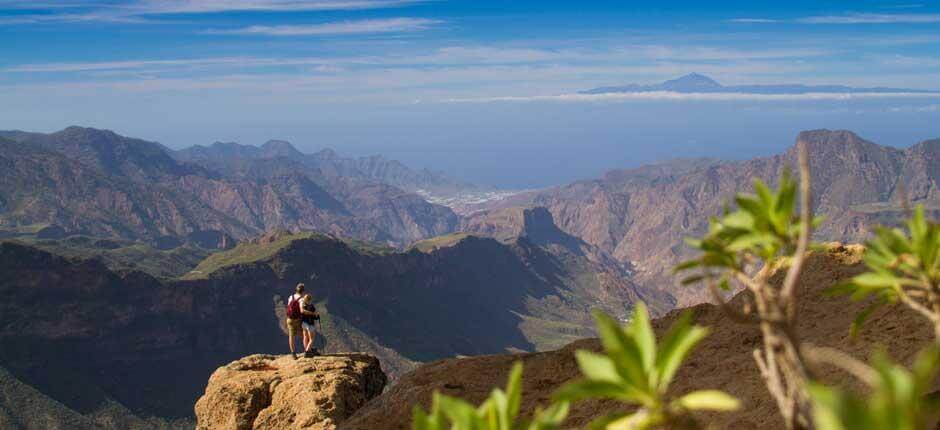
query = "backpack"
(286, 294, 302, 319)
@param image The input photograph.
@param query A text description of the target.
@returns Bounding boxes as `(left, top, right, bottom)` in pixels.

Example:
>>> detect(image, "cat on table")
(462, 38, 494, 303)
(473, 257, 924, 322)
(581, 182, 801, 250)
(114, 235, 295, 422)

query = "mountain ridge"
(0, 127, 460, 247)
(466, 129, 940, 305)
(173, 137, 478, 196)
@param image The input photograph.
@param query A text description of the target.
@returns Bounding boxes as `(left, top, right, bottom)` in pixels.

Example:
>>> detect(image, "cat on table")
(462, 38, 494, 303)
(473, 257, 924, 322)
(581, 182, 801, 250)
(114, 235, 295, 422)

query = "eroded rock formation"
(195, 354, 385, 430)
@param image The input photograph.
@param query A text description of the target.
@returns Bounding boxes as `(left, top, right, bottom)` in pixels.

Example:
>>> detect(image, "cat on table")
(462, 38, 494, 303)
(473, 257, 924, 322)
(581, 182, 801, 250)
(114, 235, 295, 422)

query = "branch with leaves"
(676, 144, 817, 430)
(836, 204, 940, 339)
(554, 303, 739, 429)
(805, 344, 940, 430)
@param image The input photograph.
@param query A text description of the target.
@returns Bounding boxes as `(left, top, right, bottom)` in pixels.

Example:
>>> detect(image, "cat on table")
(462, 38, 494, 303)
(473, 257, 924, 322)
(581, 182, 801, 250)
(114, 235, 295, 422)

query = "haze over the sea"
(2, 0, 940, 187)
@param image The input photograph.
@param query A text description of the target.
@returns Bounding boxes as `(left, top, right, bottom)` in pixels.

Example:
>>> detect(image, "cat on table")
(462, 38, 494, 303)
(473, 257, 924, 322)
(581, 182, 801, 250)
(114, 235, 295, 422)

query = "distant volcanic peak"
(580, 73, 932, 95)
(661, 73, 723, 91)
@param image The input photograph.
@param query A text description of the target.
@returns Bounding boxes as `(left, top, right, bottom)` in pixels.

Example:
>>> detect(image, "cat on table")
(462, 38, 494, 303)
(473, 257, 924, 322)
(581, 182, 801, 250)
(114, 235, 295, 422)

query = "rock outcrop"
(341, 244, 934, 429)
(196, 354, 386, 430)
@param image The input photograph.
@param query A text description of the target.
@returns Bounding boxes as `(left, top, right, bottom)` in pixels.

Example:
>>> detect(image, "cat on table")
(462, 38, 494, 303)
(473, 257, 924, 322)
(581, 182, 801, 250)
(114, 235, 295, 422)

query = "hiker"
(285, 283, 306, 359)
(300, 294, 321, 357)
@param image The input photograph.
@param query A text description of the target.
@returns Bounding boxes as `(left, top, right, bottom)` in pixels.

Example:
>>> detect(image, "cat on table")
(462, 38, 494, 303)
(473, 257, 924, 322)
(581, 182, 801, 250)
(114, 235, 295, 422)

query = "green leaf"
(653, 313, 708, 391)
(584, 413, 629, 430)
(807, 384, 850, 430)
(592, 311, 649, 391)
(850, 272, 899, 289)
(575, 350, 622, 384)
(673, 259, 701, 273)
(753, 178, 775, 208)
(527, 402, 569, 430)
(629, 302, 656, 374)
(553, 379, 644, 404)
(601, 409, 659, 430)
(505, 362, 523, 423)
(848, 301, 884, 340)
(436, 393, 480, 429)
(412, 405, 443, 430)
(673, 390, 740, 411)
(679, 274, 706, 286)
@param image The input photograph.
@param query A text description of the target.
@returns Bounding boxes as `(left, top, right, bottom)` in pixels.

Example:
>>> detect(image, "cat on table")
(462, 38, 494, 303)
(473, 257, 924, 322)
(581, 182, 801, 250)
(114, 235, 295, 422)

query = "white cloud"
(0, 0, 424, 25)
(727, 18, 780, 23)
(889, 104, 940, 113)
(447, 91, 940, 104)
(798, 13, 940, 24)
(203, 18, 441, 36)
(0, 57, 268, 73)
(127, 0, 423, 14)
(726, 12, 940, 25)
(0, 43, 829, 74)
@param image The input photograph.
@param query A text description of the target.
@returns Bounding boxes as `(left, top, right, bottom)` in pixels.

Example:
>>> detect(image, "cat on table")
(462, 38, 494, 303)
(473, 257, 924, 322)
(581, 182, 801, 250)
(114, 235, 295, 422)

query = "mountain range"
(173, 140, 478, 196)
(0, 126, 463, 248)
(580, 72, 934, 95)
(464, 129, 940, 305)
(3, 125, 940, 428)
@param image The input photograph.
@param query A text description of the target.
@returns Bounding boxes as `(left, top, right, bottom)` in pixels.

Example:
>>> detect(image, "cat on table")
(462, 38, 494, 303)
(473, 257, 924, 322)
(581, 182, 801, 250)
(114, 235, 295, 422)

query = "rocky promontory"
(195, 354, 386, 430)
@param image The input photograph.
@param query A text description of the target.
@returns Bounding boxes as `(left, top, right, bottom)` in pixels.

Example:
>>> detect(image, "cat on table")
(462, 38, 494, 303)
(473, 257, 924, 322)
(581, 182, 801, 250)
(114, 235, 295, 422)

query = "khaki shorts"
(286, 318, 302, 336)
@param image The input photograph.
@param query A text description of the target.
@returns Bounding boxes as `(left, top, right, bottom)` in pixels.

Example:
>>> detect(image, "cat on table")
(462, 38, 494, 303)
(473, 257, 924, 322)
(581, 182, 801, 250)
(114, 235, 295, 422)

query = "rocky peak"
(195, 353, 386, 430)
(795, 129, 876, 153)
(519, 207, 585, 250)
(43, 126, 189, 180)
(56, 125, 120, 139)
(261, 140, 302, 159)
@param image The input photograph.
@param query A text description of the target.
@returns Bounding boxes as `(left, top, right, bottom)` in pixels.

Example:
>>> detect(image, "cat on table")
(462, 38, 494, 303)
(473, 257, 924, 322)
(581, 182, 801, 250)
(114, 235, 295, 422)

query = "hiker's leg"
(303, 329, 312, 351)
(288, 331, 296, 353)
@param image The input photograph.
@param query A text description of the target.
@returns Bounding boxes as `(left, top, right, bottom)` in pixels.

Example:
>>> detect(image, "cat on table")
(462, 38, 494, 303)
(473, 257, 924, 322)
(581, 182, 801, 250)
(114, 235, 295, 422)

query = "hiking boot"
(310, 349, 321, 356)
(303, 350, 314, 358)
(291, 352, 298, 360)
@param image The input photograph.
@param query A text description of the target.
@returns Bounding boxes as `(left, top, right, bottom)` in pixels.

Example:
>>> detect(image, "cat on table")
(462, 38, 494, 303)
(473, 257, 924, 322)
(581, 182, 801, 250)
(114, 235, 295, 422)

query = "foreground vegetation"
(413, 143, 940, 429)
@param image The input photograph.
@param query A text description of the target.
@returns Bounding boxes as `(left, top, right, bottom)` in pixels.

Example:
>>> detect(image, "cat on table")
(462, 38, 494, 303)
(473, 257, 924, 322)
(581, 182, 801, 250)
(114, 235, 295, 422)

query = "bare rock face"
(195, 354, 386, 430)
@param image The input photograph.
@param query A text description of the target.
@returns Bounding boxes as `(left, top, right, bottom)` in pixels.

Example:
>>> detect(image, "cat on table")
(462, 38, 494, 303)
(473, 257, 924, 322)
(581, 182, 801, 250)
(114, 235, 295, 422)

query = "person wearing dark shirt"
(300, 294, 320, 357)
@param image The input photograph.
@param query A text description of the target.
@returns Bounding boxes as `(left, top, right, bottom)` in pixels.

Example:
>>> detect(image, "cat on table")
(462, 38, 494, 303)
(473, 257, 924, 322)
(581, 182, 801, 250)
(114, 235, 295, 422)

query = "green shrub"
(553, 302, 739, 429)
(411, 362, 569, 430)
(838, 205, 940, 339)
(808, 345, 940, 430)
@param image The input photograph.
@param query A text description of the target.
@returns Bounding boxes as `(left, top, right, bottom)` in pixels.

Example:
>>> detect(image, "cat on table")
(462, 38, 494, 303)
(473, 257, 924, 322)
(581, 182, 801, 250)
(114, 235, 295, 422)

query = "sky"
(2, 0, 940, 188)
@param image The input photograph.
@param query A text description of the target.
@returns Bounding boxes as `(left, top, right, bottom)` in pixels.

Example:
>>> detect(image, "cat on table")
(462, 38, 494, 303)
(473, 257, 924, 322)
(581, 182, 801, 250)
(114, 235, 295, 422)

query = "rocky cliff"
(195, 354, 385, 430)
(466, 130, 940, 306)
(341, 244, 934, 429)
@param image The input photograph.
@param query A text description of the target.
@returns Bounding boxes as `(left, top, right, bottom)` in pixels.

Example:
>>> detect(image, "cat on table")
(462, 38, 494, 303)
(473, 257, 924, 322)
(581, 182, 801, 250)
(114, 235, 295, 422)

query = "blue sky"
(2, 0, 940, 187)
